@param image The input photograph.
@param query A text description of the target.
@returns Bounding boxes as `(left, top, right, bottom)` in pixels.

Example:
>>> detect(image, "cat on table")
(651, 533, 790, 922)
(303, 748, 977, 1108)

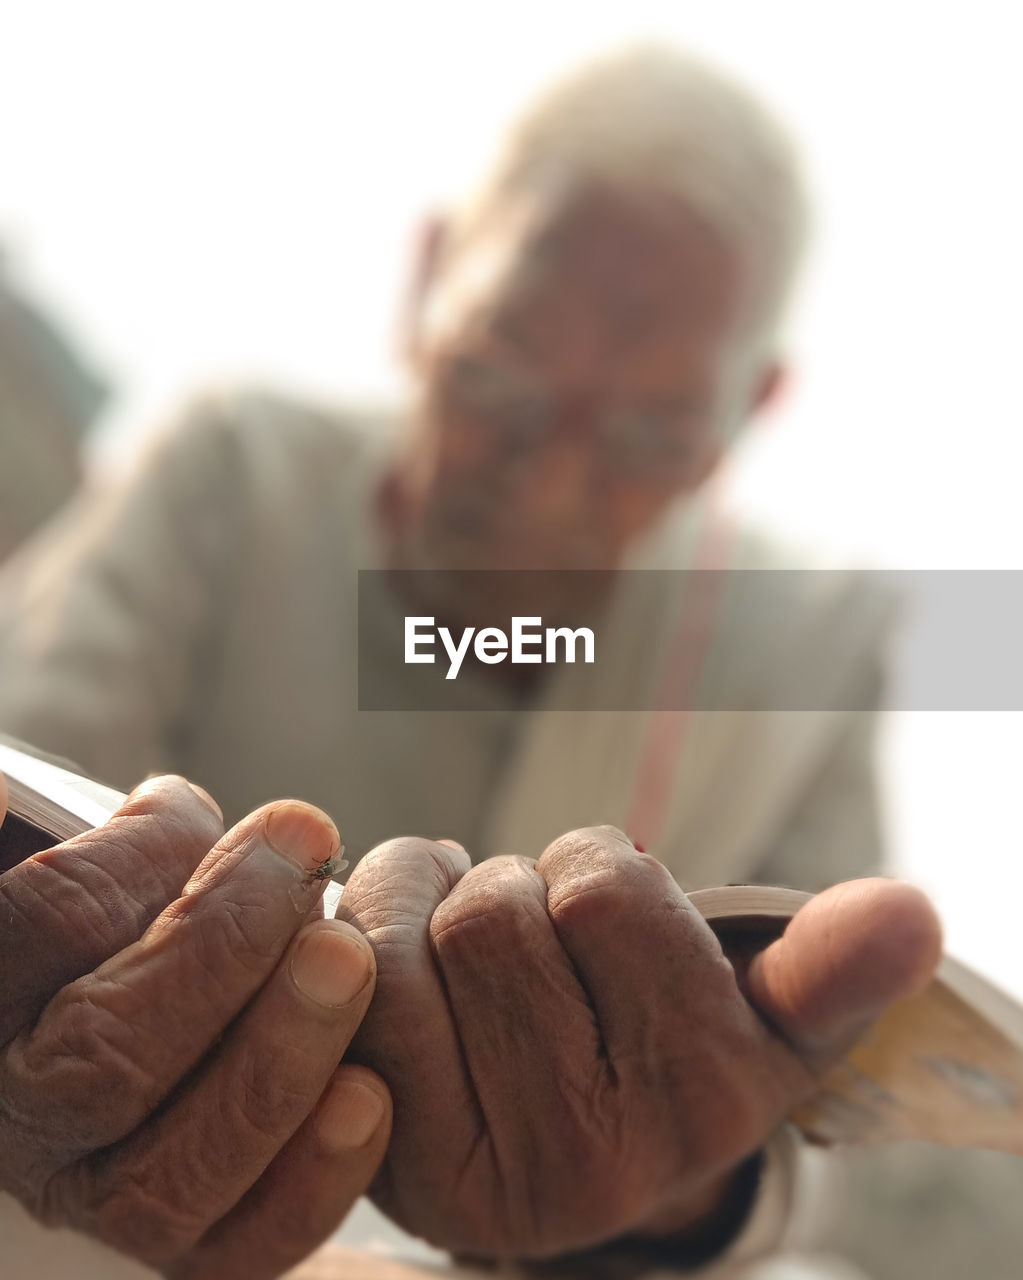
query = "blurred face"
(391, 182, 776, 574)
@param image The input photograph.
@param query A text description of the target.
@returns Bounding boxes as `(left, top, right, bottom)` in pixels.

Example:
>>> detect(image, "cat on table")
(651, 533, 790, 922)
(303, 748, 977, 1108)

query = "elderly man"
(0, 47, 882, 874)
(0, 44, 912, 1278)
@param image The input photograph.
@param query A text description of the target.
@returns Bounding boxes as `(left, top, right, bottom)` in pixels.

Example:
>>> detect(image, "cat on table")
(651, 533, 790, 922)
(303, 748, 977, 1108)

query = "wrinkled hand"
(0, 771, 391, 1280)
(338, 826, 941, 1263)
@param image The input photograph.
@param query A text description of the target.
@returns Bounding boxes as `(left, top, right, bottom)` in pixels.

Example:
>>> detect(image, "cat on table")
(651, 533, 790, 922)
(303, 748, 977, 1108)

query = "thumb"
(165, 1066, 392, 1279)
(747, 878, 943, 1067)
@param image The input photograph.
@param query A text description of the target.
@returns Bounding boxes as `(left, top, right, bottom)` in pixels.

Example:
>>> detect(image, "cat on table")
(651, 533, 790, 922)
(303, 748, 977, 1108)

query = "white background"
(2, 1, 1022, 997)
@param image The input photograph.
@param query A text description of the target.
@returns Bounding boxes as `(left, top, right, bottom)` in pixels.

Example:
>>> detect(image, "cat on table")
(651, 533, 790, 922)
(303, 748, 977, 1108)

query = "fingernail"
(436, 837, 466, 852)
(315, 1075, 386, 1151)
(291, 921, 372, 1007)
(264, 801, 340, 874)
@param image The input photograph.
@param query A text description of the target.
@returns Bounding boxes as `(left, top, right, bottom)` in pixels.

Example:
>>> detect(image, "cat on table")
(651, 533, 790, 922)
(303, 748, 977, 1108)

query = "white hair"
(449, 44, 810, 348)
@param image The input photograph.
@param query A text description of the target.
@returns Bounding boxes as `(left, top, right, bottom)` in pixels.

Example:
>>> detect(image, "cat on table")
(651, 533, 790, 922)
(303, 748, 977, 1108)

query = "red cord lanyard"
(626, 485, 737, 853)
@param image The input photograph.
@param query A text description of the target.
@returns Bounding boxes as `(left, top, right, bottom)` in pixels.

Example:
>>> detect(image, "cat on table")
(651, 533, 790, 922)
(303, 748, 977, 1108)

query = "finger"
(0, 774, 224, 1043)
(166, 1066, 391, 1280)
(338, 836, 471, 1082)
(746, 878, 943, 1067)
(0, 770, 7, 822)
(537, 827, 759, 1084)
(1, 800, 340, 1175)
(44, 918, 377, 1264)
(428, 854, 633, 1252)
(337, 837, 476, 1235)
(428, 855, 605, 1147)
(534, 826, 805, 1221)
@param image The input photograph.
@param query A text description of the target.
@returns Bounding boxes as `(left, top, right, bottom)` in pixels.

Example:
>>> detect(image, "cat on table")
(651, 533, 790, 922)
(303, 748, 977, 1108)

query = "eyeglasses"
(435, 352, 714, 481)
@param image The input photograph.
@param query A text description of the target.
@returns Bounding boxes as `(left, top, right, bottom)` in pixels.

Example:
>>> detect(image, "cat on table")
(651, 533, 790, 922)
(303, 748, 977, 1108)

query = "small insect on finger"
(312, 847, 349, 880)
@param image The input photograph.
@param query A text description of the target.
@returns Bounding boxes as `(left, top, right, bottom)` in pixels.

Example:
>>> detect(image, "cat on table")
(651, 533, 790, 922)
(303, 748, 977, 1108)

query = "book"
(691, 884, 1023, 1154)
(2, 739, 1022, 1156)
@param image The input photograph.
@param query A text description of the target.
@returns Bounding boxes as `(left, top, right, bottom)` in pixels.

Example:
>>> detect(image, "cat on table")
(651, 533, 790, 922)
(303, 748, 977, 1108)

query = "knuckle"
(429, 866, 535, 959)
(539, 827, 665, 909)
(547, 834, 686, 926)
(540, 824, 632, 864)
(97, 791, 220, 885)
(547, 851, 670, 932)
(538, 826, 599, 868)
(363, 834, 441, 865)
(228, 1050, 311, 1144)
(343, 838, 470, 937)
(168, 888, 280, 976)
(362, 835, 468, 886)
(13, 987, 164, 1141)
(4, 851, 147, 970)
(122, 772, 206, 824)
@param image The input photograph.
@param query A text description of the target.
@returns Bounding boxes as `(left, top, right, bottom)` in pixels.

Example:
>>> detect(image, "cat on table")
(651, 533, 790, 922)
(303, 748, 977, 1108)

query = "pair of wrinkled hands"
(0, 774, 942, 1280)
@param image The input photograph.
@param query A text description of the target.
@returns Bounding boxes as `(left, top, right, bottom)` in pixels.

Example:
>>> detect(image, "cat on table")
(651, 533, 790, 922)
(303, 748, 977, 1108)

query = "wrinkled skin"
(0, 772, 392, 1280)
(339, 826, 942, 1264)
